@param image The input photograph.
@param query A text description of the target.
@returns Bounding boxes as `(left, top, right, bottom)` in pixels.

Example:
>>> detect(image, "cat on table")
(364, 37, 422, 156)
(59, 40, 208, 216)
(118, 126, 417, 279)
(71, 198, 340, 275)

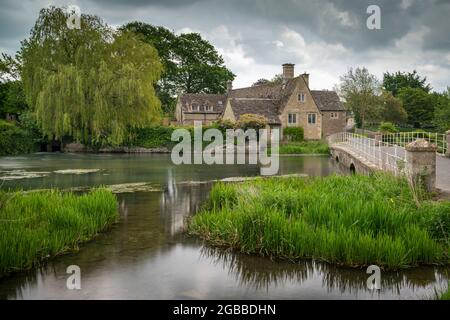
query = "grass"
(189, 173, 450, 269)
(0, 188, 118, 276)
(278, 141, 329, 154)
(437, 283, 450, 300)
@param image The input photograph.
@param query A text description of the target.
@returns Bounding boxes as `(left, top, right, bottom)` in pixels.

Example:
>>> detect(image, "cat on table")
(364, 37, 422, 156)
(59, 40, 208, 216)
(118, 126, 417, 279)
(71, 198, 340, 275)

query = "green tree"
(433, 88, 450, 132)
(336, 67, 382, 128)
(121, 22, 234, 115)
(380, 91, 407, 125)
(0, 81, 27, 117)
(397, 87, 434, 128)
(20, 7, 162, 146)
(383, 70, 431, 96)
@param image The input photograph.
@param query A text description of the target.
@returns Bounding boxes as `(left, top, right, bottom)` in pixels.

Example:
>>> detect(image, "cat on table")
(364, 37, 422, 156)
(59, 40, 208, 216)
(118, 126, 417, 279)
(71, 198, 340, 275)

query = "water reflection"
(198, 246, 449, 299)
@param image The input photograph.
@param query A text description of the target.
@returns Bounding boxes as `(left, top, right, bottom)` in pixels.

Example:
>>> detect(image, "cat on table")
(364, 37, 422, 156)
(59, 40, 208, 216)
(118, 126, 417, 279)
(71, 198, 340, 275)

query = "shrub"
(127, 126, 175, 148)
(236, 114, 267, 131)
(0, 120, 38, 156)
(378, 122, 398, 133)
(283, 127, 304, 141)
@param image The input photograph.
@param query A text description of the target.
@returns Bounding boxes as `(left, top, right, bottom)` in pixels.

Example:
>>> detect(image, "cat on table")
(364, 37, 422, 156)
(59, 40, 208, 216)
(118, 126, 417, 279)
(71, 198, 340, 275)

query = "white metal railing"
(382, 132, 447, 156)
(328, 132, 407, 175)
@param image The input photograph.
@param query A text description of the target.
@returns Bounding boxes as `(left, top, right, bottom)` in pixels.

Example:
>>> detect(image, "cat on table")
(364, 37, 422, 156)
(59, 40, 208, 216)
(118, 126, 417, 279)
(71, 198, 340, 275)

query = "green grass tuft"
(278, 141, 329, 154)
(189, 173, 450, 269)
(0, 188, 118, 276)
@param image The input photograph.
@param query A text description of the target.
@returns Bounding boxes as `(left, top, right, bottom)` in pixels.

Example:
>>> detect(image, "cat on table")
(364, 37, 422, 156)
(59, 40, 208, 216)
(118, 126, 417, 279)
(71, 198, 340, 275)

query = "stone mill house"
(175, 63, 347, 140)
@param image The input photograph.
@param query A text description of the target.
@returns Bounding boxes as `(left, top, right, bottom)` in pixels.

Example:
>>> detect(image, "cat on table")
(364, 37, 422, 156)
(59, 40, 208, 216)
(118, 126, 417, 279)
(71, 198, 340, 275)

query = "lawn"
(189, 173, 450, 269)
(0, 189, 118, 276)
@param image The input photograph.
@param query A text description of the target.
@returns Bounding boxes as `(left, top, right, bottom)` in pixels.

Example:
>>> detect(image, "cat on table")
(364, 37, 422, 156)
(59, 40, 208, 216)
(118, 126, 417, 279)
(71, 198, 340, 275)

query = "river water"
(0, 153, 448, 299)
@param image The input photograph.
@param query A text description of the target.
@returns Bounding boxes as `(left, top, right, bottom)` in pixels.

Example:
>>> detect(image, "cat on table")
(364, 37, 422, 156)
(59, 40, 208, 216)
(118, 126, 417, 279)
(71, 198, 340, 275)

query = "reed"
(0, 188, 118, 276)
(189, 173, 450, 269)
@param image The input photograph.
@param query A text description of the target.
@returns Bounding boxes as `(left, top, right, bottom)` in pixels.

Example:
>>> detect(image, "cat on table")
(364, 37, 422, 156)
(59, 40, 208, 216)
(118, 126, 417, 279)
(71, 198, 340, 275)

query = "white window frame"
(288, 113, 297, 125)
(191, 103, 200, 112)
(298, 93, 306, 103)
(204, 105, 213, 112)
(307, 113, 316, 125)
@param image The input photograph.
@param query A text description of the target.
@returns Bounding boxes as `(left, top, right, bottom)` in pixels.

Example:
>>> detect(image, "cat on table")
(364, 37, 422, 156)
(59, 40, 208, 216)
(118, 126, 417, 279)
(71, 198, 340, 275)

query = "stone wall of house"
(321, 111, 347, 138)
(279, 77, 322, 140)
(221, 100, 236, 122)
(181, 113, 221, 125)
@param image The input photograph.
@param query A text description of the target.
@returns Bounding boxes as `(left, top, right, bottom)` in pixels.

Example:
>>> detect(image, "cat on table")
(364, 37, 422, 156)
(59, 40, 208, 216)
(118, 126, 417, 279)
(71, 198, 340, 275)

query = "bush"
(378, 122, 398, 133)
(283, 127, 304, 141)
(236, 114, 267, 131)
(127, 126, 175, 148)
(0, 120, 38, 156)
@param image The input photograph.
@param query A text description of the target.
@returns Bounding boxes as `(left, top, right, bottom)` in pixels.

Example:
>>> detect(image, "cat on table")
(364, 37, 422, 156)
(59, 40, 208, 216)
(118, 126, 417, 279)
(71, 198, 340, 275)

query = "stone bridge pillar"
(405, 139, 436, 192)
(446, 130, 450, 158)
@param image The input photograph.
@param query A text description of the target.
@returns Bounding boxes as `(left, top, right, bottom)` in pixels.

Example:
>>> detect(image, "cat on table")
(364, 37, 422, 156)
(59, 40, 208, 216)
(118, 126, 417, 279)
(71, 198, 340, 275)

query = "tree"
(397, 87, 434, 128)
(20, 7, 163, 146)
(252, 78, 270, 86)
(0, 81, 27, 117)
(336, 67, 382, 128)
(433, 88, 450, 132)
(383, 70, 431, 97)
(380, 91, 407, 125)
(121, 22, 235, 115)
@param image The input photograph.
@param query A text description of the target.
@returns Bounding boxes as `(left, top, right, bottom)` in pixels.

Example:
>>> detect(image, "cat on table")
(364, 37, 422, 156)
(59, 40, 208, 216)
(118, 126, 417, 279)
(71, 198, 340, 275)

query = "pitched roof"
(179, 93, 226, 113)
(229, 98, 281, 124)
(310, 90, 345, 111)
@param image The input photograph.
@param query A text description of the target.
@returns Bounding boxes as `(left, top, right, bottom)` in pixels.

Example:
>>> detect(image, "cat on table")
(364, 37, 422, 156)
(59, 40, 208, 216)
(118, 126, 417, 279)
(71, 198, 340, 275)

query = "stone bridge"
(327, 131, 450, 192)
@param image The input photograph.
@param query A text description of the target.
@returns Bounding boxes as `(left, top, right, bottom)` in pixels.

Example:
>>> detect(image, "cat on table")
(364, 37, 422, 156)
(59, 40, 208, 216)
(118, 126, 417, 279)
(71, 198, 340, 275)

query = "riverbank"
(0, 189, 118, 277)
(189, 173, 450, 269)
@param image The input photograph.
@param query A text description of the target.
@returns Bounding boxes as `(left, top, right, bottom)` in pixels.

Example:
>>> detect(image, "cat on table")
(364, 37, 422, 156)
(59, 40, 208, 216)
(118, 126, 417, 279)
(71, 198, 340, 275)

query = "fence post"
(405, 139, 437, 192)
(446, 130, 450, 158)
(374, 132, 382, 147)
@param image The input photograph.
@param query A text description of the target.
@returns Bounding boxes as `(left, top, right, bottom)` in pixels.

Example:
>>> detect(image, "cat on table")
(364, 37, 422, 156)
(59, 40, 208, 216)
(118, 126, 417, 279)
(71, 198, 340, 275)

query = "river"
(0, 153, 448, 299)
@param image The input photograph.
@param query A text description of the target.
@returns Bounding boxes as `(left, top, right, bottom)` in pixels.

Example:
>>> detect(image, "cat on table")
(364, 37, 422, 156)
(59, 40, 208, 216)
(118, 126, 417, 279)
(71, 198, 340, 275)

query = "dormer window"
(191, 103, 199, 111)
(298, 93, 306, 102)
(204, 105, 213, 112)
(218, 101, 223, 106)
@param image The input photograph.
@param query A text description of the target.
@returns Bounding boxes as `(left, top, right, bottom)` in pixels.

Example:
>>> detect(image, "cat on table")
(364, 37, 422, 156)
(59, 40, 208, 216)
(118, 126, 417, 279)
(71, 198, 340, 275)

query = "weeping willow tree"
(20, 6, 162, 146)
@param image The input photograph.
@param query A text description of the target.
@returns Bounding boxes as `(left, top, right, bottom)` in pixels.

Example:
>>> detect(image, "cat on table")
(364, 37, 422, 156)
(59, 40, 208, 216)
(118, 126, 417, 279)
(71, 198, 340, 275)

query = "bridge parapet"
(328, 132, 439, 191)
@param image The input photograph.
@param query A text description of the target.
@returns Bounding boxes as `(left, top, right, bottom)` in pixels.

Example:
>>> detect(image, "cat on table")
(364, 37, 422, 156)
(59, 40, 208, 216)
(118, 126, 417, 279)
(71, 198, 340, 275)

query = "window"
(330, 112, 338, 119)
(298, 93, 306, 102)
(288, 113, 297, 125)
(191, 103, 199, 111)
(204, 105, 213, 112)
(307, 113, 316, 125)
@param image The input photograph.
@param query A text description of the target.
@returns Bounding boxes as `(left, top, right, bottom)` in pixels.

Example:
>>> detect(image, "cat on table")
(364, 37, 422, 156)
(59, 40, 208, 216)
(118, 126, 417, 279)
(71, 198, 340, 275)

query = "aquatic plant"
(0, 188, 118, 276)
(189, 173, 450, 269)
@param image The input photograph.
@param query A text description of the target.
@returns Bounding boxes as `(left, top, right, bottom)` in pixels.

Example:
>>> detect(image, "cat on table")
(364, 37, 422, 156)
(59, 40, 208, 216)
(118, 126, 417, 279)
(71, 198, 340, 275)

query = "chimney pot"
(302, 72, 310, 87)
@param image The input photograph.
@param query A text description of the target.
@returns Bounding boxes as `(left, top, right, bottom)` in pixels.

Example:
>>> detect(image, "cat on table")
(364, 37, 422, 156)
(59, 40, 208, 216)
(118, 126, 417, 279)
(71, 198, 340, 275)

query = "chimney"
(282, 63, 295, 81)
(227, 80, 233, 93)
(302, 72, 310, 87)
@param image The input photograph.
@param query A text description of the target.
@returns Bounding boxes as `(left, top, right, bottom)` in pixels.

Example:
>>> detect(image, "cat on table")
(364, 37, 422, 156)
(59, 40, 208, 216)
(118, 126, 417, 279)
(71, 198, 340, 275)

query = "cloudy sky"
(1, 0, 449, 91)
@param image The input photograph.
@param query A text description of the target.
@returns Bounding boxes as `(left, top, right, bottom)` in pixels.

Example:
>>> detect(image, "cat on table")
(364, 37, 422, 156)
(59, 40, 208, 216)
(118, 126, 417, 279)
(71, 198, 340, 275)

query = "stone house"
(175, 63, 346, 140)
